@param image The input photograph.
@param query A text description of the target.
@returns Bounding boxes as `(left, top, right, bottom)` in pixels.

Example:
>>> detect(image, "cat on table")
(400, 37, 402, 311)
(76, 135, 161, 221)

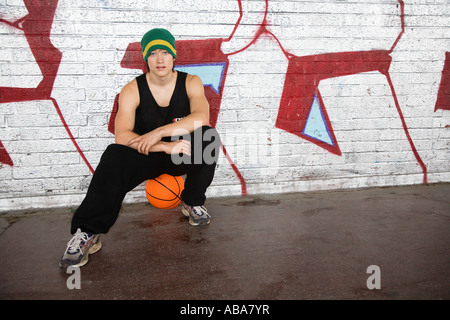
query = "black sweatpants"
(71, 126, 220, 234)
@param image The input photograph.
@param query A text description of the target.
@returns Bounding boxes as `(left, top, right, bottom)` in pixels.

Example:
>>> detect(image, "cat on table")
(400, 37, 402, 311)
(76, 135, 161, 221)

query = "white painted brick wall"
(0, 0, 449, 212)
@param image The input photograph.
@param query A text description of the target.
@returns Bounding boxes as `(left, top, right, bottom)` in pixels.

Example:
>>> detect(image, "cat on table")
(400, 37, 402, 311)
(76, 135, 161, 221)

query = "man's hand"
(165, 139, 191, 156)
(127, 129, 191, 156)
(128, 130, 162, 155)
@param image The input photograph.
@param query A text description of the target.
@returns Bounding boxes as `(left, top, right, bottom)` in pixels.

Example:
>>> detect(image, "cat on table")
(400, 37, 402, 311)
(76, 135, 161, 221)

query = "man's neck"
(147, 70, 177, 87)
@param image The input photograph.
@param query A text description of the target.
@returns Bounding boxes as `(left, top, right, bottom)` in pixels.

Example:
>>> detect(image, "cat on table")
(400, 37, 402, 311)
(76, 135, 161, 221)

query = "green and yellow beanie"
(141, 28, 177, 61)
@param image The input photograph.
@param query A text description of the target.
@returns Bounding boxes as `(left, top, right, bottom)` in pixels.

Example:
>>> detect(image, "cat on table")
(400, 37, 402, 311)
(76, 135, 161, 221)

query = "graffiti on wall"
(1, 0, 448, 196)
(0, 0, 94, 172)
(435, 52, 450, 112)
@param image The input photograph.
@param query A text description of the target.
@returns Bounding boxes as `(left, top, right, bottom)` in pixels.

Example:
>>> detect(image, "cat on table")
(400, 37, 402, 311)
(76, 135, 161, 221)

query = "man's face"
(147, 49, 175, 76)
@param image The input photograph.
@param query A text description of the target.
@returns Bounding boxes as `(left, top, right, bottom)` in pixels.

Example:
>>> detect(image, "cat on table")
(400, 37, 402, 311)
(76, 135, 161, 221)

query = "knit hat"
(141, 28, 177, 61)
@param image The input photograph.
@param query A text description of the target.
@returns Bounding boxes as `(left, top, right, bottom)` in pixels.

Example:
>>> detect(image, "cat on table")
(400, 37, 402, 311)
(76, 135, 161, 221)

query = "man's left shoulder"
(185, 73, 202, 82)
(185, 73, 204, 91)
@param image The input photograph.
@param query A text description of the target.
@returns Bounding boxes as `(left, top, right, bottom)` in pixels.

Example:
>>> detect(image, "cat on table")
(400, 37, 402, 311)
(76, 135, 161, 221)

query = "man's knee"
(100, 144, 137, 165)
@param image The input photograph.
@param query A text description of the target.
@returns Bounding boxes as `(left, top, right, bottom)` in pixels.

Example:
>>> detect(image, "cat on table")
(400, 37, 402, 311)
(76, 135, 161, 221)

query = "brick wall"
(1, 0, 449, 211)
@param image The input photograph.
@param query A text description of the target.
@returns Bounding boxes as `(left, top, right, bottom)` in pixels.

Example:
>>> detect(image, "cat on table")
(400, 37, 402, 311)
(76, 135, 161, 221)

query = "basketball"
(145, 174, 185, 209)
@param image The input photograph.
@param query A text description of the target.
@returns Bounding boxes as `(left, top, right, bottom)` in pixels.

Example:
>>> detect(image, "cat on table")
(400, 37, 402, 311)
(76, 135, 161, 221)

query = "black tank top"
(133, 71, 191, 138)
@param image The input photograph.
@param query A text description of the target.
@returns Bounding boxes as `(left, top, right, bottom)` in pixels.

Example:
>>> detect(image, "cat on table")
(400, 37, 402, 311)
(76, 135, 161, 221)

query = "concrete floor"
(0, 183, 449, 301)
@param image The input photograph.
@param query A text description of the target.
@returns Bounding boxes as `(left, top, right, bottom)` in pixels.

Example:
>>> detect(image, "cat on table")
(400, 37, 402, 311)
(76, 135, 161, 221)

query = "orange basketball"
(145, 174, 185, 209)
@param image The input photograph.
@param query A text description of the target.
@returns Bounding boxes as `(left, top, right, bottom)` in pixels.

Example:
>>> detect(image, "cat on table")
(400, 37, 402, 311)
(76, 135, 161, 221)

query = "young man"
(60, 28, 220, 268)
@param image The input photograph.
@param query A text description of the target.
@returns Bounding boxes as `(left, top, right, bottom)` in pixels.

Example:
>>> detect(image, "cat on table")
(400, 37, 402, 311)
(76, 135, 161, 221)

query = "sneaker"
(181, 202, 211, 226)
(59, 228, 102, 268)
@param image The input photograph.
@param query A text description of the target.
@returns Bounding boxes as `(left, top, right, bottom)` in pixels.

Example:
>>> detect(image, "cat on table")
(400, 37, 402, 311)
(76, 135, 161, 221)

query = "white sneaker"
(181, 202, 211, 226)
(59, 228, 102, 268)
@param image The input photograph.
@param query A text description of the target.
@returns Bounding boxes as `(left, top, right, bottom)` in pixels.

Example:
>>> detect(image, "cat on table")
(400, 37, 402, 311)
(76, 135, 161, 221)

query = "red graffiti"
(0, 0, 61, 103)
(435, 52, 450, 111)
(0, 140, 12, 166)
(221, 0, 428, 186)
(273, 1, 427, 183)
(0, 0, 94, 173)
(3, 0, 445, 192)
(276, 50, 392, 156)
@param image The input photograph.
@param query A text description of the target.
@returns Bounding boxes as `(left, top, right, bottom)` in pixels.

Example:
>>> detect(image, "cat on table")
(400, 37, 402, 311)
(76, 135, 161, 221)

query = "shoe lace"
(192, 206, 208, 216)
(66, 231, 88, 254)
